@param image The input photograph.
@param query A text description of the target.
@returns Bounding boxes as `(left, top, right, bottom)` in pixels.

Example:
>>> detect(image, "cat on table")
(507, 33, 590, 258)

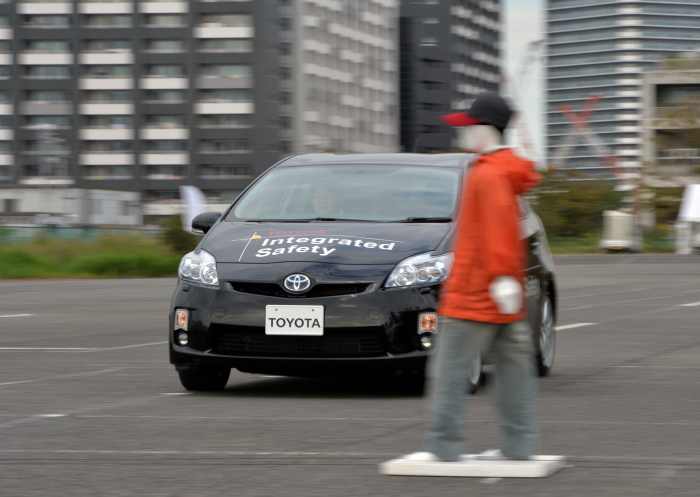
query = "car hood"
(203, 222, 452, 265)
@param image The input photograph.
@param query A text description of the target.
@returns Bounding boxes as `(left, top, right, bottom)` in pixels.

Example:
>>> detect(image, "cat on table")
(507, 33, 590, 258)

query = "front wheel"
(535, 292, 556, 377)
(177, 366, 230, 391)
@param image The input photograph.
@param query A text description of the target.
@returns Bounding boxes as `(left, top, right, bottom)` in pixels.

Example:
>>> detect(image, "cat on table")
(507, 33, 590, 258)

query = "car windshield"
(227, 164, 461, 223)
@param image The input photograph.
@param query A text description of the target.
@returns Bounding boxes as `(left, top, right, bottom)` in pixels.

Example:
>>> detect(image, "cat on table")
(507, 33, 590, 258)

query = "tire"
(177, 366, 230, 391)
(535, 291, 556, 377)
(467, 355, 483, 394)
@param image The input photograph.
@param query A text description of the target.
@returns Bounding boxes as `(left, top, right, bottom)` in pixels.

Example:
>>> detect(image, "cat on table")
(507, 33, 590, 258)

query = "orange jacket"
(439, 149, 541, 324)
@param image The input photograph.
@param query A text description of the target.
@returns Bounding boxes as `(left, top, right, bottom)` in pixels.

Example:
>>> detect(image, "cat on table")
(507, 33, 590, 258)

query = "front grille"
(230, 282, 371, 298)
(212, 325, 387, 358)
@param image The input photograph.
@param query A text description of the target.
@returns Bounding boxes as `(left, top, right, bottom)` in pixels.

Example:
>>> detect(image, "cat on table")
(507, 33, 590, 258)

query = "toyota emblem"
(283, 274, 312, 294)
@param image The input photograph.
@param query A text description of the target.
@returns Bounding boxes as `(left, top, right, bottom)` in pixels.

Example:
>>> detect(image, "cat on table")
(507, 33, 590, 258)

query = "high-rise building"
(285, 0, 400, 154)
(0, 0, 399, 218)
(546, 0, 700, 177)
(399, 0, 501, 153)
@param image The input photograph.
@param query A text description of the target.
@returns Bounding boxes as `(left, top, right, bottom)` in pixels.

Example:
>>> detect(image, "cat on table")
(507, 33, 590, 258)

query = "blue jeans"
(424, 317, 538, 461)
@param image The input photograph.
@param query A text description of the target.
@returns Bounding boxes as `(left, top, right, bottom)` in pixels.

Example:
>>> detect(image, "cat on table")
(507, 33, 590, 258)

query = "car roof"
(278, 153, 472, 169)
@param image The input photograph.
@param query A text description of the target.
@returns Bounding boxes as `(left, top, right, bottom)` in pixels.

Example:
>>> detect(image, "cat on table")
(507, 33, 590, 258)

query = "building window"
(83, 165, 132, 180)
(143, 140, 187, 153)
(25, 90, 69, 103)
(145, 64, 185, 78)
(24, 66, 71, 79)
(199, 64, 251, 79)
(83, 141, 132, 153)
(22, 15, 70, 28)
(198, 89, 252, 103)
(146, 166, 185, 180)
(145, 39, 185, 53)
(84, 115, 132, 129)
(83, 15, 132, 28)
(24, 116, 71, 129)
(83, 90, 131, 103)
(24, 139, 69, 155)
(144, 115, 185, 128)
(143, 90, 186, 104)
(0, 141, 11, 153)
(82, 65, 132, 78)
(199, 139, 250, 154)
(199, 14, 252, 28)
(83, 40, 131, 52)
(0, 66, 9, 79)
(24, 40, 70, 52)
(0, 41, 10, 52)
(198, 115, 252, 129)
(23, 162, 69, 179)
(199, 39, 252, 53)
(144, 14, 186, 28)
(199, 165, 250, 179)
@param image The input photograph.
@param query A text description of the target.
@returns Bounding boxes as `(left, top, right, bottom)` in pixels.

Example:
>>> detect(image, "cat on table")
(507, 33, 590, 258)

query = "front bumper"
(169, 277, 438, 375)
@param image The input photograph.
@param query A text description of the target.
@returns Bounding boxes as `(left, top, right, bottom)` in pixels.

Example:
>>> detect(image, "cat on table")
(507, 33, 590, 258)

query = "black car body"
(169, 153, 557, 391)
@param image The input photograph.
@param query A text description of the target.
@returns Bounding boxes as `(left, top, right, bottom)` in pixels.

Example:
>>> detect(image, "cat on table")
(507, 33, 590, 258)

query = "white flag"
(179, 185, 207, 232)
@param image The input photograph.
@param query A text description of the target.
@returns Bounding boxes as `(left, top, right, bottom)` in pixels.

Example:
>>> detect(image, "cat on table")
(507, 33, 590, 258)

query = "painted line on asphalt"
(556, 323, 597, 331)
(679, 301, 700, 307)
(0, 314, 34, 319)
(0, 367, 125, 388)
(0, 341, 167, 352)
(96, 341, 167, 351)
(0, 347, 96, 351)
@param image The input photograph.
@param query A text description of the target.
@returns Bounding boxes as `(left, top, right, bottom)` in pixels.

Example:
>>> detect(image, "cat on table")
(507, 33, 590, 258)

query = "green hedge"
(0, 234, 183, 279)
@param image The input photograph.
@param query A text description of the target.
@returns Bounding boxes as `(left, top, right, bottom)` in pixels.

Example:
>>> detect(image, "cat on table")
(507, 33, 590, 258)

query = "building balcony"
(140, 1, 188, 14)
(141, 152, 188, 165)
(0, 29, 12, 40)
(140, 77, 188, 90)
(79, 2, 132, 14)
(0, 128, 12, 140)
(0, 53, 11, 65)
(80, 78, 133, 90)
(80, 128, 134, 140)
(18, 2, 72, 15)
(0, 153, 12, 166)
(80, 103, 134, 115)
(195, 102, 253, 114)
(22, 102, 72, 115)
(80, 52, 134, 65)
(0, 104, 13, 114)
(81, 153, 133, 166)
(140, 128, 189, 140)
(18, 52, 73, 65)
(195, 26, 254, 39)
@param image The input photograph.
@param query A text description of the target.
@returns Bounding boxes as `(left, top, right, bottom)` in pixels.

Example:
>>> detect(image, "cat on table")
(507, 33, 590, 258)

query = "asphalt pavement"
(1, 256, 700, 496)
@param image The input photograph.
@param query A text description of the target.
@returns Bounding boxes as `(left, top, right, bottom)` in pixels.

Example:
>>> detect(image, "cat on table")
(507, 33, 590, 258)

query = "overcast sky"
(504, 0, 544, 161)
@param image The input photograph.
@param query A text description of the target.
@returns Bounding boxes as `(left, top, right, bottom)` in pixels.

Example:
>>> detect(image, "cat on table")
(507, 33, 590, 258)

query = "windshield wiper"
(398, 217, 452, 223)
(238, 217, 383, 223)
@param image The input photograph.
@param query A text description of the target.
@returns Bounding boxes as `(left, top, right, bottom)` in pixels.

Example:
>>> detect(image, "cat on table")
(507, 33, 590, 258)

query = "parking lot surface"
(1, 256, 699, 496)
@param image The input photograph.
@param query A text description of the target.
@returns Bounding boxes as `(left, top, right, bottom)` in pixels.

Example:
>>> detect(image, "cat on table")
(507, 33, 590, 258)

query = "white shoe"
(478, 449, 505, 460)
(400, 451, 439, 462)
(461, 450, 505, 462)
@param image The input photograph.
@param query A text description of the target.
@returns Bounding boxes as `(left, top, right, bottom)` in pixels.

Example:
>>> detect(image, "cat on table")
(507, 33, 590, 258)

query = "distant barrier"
(0, 225, 161, 244)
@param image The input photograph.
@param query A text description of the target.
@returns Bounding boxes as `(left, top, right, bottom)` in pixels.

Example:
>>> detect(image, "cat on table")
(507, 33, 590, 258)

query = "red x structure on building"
(552, 95, 621, 179)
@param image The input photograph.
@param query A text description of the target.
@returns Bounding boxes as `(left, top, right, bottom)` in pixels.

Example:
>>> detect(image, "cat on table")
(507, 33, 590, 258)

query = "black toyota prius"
(169, 153, 558, 391)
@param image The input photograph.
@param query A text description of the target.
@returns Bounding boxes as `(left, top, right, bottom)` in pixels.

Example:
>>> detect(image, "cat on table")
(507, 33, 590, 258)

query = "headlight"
(385, 252, 452, 288)
(178, 249, 219, 287)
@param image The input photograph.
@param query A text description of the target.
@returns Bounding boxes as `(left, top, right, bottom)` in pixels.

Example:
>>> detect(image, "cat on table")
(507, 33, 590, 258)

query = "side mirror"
(192, 212, 221, 234)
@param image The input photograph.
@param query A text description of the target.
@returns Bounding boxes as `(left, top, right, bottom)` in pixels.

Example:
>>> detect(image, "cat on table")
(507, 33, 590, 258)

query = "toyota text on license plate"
(265, 305, 324, 336)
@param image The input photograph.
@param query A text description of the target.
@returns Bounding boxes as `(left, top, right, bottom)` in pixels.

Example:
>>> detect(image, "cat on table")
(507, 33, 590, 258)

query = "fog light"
(419, 334, 433, 350)
(418, 312, 438, 334)
(174, 308, 189, 331)
(176, 330, 189, 346)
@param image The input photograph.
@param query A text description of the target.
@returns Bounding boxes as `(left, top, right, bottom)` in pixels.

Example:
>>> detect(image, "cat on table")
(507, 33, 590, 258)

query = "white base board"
(380, 455, 566, 478)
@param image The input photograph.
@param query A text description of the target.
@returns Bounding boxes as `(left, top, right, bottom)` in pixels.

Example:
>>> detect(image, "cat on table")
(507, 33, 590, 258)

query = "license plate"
(265, 305, 324, 336)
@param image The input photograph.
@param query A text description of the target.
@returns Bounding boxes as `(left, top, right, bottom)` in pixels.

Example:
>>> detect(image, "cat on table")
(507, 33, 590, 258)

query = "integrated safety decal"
(234, 232, 401, 261)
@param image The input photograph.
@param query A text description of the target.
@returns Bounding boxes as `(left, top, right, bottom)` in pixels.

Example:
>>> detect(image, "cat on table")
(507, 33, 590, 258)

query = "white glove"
(489, 277, 522, 315)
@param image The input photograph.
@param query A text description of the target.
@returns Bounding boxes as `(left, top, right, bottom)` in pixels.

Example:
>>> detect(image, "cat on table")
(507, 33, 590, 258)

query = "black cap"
(441, 92, 514, 133)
